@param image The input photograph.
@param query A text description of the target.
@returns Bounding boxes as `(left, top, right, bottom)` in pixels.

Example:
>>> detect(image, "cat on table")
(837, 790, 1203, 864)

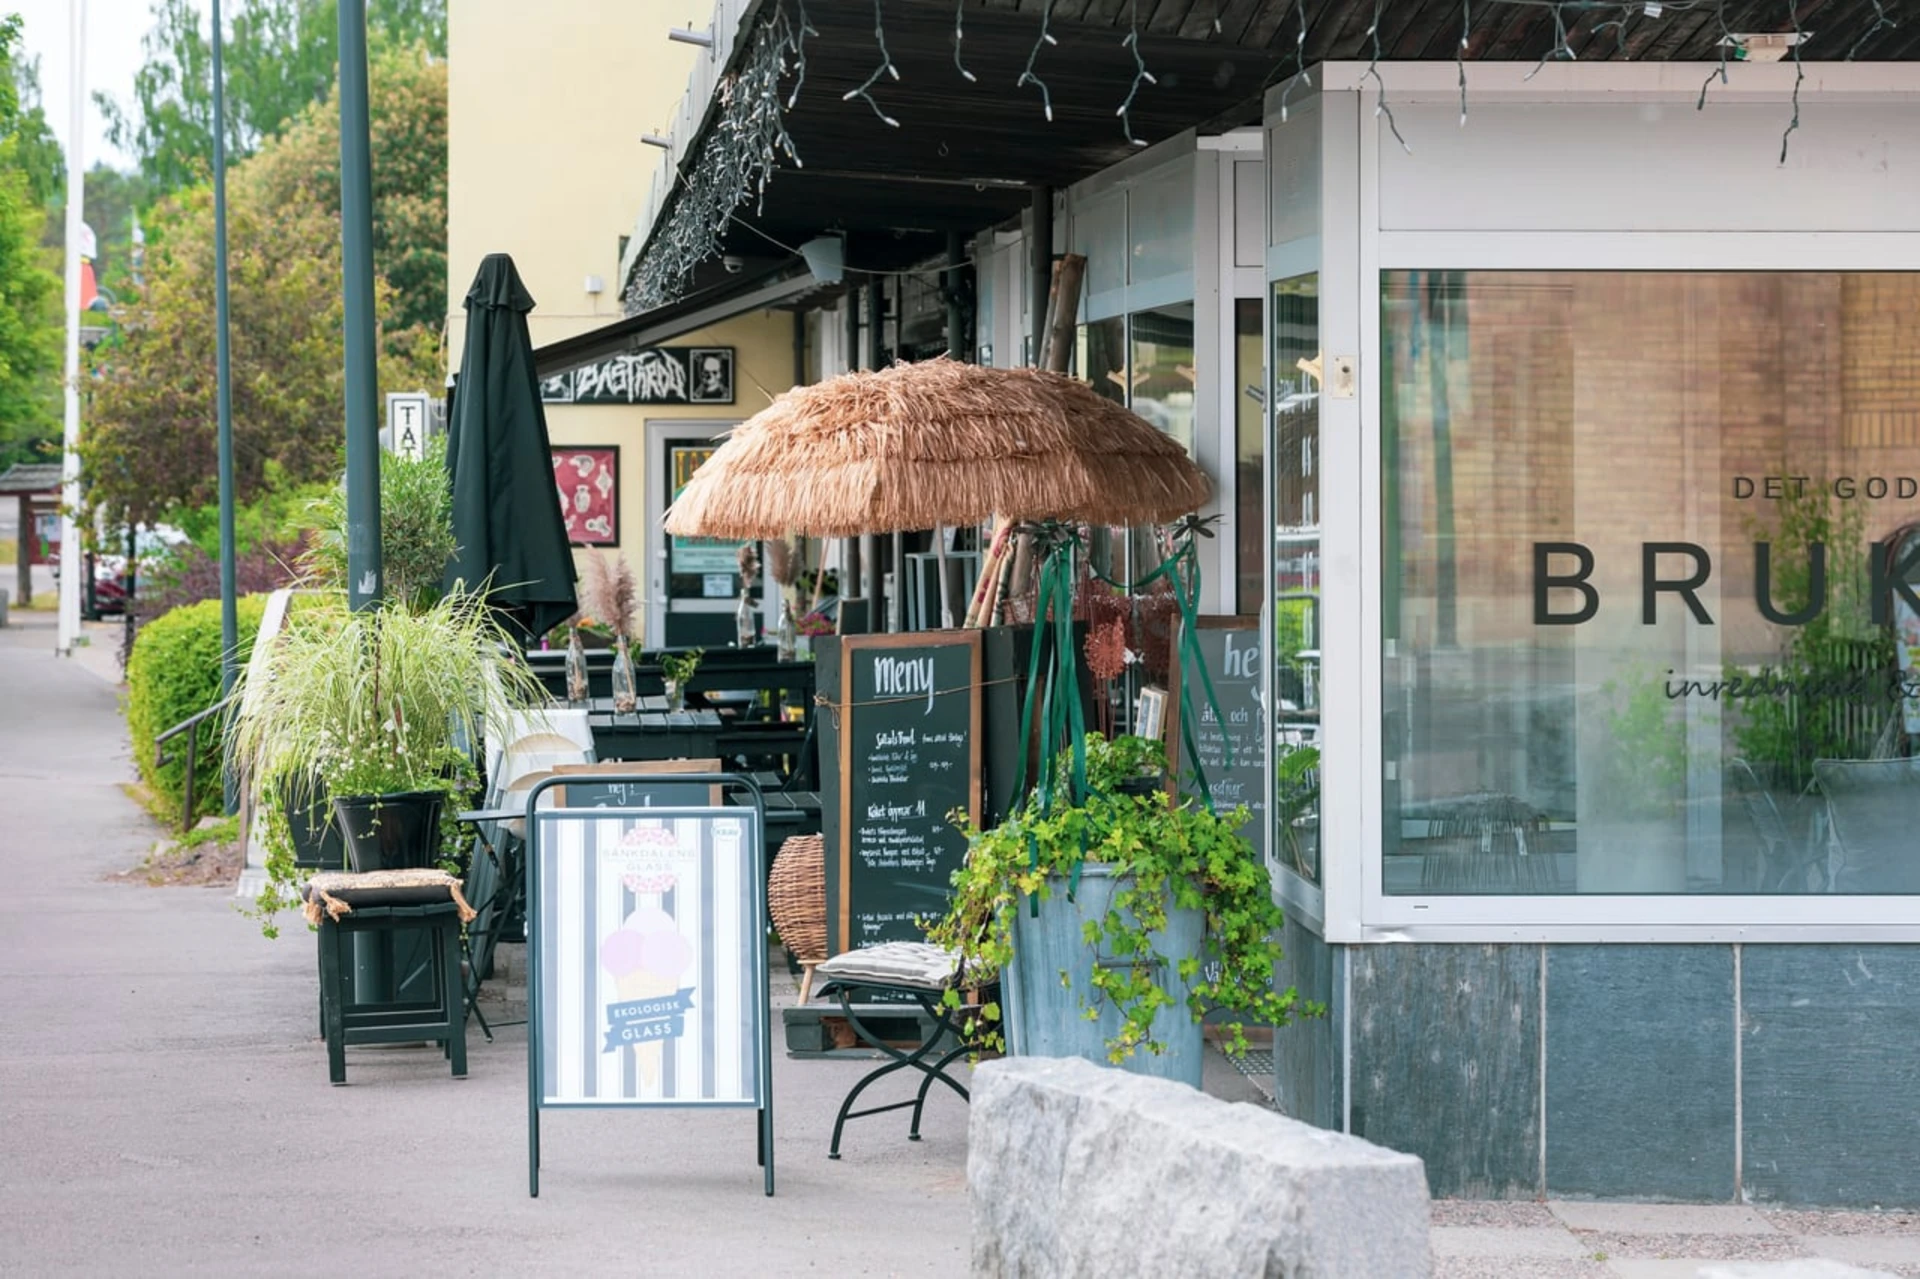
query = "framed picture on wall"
(551, 445, 619, 545)
(687, 348, 735, 404)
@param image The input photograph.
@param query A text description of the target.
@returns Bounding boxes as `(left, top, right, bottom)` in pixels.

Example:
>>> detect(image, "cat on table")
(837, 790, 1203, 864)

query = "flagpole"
(213, 0, 238, 810)
(56, 0, 87, 657)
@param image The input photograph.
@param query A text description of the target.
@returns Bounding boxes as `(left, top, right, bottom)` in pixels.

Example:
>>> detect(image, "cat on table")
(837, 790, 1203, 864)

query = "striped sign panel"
(533, 808, 761, 1107)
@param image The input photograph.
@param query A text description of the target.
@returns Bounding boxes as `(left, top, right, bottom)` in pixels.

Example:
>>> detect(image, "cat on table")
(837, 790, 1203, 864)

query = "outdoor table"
(703, 688, 761, 718)
(585, 695, 723, 762)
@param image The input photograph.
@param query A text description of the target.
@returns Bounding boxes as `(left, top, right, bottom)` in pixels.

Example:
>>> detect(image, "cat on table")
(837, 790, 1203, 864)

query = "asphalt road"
(0, 610, 972, 1278)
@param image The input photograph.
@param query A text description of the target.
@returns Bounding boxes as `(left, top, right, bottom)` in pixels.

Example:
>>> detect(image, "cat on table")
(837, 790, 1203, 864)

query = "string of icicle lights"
(627, 0, 1896, 312)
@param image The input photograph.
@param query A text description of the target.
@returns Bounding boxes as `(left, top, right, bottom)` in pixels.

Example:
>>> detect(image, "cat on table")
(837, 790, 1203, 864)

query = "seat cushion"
(815, 941, 961, 991)
(301, 869, 476, 925)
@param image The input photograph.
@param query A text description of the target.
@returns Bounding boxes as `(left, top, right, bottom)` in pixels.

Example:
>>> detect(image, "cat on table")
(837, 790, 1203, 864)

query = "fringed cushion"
(815, 941, 961, 992)
(301, 869, 476, 926)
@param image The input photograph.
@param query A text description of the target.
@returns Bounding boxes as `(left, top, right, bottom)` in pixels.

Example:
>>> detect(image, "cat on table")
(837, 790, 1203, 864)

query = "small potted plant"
(929, 732, 1310, 1083)
(660, 648, 703, 712)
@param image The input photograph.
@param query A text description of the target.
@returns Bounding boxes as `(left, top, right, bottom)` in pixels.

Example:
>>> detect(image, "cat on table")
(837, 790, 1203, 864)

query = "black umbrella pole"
(339, 0, 382, 610)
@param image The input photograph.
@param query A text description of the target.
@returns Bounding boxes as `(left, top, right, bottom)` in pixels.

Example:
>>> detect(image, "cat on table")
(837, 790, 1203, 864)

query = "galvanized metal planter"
(1001, 865, 1206, 1087)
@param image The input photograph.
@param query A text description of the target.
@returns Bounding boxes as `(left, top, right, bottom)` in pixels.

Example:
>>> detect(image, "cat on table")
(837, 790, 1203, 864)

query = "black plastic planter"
(281, 778, 347, 870)
(331, 791, 445, 873)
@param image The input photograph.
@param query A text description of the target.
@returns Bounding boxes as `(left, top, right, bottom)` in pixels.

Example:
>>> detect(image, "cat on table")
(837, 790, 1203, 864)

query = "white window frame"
(1288, 63, 1920, 943)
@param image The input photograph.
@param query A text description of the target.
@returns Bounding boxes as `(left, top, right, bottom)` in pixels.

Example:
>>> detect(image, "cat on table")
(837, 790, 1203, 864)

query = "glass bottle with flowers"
(766, 535, 801, 662)
(583, 551, 642, 713)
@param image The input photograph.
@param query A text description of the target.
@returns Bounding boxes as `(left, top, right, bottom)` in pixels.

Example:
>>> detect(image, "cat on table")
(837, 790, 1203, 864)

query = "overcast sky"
(10, 0, 209, 170)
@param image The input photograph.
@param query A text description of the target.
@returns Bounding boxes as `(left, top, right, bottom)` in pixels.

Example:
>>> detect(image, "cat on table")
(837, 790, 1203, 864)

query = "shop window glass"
(1129, 305, 1195, 456)
(1235, 298, 1265, 615)
(1273, 275, 1321, 882)
(1384, 271, 1920, 895)
(1076, 318, 1128, 404)
(1127, 169, 1193, 286)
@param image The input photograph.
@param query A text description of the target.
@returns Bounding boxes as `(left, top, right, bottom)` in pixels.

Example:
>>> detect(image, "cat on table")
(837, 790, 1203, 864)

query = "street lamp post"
(339, 0, 381, 611)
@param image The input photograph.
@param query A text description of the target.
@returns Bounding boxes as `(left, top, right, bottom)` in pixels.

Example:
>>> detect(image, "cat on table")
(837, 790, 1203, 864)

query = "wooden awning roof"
(0, 464, 62, 497)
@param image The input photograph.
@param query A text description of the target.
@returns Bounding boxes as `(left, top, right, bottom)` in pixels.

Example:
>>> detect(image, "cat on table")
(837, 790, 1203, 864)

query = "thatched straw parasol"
(661, 357, 1210, 539)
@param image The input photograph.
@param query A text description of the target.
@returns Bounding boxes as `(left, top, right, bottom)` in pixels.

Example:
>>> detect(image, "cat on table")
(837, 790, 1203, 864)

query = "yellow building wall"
(446, 0, 798, 626)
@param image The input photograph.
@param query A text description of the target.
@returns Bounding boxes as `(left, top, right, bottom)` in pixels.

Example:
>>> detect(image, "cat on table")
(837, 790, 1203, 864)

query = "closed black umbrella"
(445, 254, 577, 643)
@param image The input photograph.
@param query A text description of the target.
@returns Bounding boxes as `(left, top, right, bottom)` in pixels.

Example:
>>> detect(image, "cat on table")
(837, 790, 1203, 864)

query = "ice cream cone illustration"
(598, 903, 694, 1093)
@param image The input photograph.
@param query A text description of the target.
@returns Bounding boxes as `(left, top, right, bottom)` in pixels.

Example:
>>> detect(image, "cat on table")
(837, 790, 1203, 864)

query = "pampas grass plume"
(583, 551, 640, 637)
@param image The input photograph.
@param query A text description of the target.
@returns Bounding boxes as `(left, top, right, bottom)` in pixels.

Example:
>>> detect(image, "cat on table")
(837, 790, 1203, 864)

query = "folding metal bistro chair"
(810, 942, 979, 1159)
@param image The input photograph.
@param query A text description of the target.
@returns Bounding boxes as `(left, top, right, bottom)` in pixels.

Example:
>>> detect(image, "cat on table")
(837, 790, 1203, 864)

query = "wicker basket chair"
(768, 833, 828, 1002)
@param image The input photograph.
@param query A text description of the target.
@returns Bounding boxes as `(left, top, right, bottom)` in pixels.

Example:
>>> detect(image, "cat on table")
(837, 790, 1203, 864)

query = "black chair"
(305, 873, 470, 1085)
(810, 942, 977, 1159)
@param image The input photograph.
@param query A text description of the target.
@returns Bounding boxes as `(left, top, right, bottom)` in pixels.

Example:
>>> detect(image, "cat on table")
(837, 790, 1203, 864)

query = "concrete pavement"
(1431, 1201, 1920, 1277)
(0, 610, 971, 1277)
(7, 606, 1918, 1278)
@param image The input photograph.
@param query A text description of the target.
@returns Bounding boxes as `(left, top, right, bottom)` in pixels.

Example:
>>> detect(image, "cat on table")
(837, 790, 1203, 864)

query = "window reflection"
(1383, 270, 1920, 896)
(1273, 275, 1321, 883)
(1129, 305, 1196, 456)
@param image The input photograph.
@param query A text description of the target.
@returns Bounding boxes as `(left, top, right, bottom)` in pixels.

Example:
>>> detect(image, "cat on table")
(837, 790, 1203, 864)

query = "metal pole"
(339, 0, 390, 1004)
(945, 232, 965, 361)
(863, 281, 884, 615)
(339, 0, 382, 611)
(212, 0, 239, 811)
(56, 0, 87, 655)
(935, 233, 965, 628)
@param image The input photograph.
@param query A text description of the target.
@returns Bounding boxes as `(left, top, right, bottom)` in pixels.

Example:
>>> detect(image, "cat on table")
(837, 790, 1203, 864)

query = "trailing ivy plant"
(927, 732, 1316, 1065)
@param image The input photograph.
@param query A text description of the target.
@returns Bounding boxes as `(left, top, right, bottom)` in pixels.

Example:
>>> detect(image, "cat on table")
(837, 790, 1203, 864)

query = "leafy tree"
(237, 41, 446, 338)
(98, 0, 445, 196)
(79, 46, 444, 530)
(0, 16, 62, 469)
(3, 41, 64, 211)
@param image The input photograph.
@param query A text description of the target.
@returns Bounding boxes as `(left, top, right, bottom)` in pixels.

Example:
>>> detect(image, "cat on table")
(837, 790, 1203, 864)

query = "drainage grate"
(1223, 1048, 1277, 1105)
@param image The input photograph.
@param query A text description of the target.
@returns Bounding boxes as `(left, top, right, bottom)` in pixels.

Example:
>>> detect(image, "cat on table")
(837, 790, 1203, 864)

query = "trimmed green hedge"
(126, 595, 269, 826)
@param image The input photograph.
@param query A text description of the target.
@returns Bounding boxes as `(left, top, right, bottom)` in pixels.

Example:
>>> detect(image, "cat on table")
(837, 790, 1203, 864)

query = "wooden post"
(1038, 253, 1087, 374)
(1004, 254, 1090, 605)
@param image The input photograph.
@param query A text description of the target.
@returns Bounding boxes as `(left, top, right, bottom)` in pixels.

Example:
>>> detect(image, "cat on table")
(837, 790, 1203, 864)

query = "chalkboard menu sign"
(1165, 617, 1266, 863)
(821, 633, 982, 954)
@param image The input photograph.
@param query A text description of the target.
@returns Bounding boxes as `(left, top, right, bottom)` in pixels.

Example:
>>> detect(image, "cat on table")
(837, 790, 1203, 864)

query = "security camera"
(722, 254, 745, 274)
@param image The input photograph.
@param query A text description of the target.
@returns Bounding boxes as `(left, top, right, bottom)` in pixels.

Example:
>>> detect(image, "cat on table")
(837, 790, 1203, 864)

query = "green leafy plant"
(1727, 479, 1896, 792)
(928, 732, 1313, 1064)
(659, 648, 704, 687)
(124, 594, 269, 826)
(300, 439, 457, 614)
(1274, 742, 1321, 880)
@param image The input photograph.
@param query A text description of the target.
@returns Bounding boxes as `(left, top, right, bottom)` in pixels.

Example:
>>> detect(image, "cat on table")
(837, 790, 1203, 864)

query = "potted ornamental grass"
(230, 443, 545, 933)
(230, 590, 546, 929)
(928, 731, 1310, 1085)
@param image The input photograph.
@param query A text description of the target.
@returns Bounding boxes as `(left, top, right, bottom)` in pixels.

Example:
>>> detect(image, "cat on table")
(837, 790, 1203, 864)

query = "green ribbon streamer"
(1006, 521, 1232, 904)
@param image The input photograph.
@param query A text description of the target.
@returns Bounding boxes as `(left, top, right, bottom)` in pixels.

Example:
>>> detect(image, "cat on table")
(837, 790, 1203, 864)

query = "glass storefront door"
(646, 421, 755, 650)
